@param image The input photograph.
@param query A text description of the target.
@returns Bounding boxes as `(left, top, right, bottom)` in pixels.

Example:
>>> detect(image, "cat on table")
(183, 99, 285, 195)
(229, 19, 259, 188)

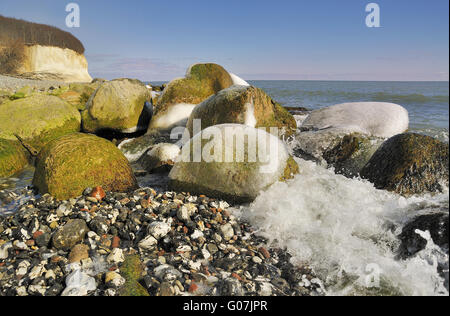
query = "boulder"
(56, 82, 101, 111)
(293, 129, 384, 178)
(185, 85, 297, 140)
(169, 124, 299, 203)
(0, 95, 81, 151)
(301, 102, 409, 138)
(0, 139, 28, 178)
(149, 63, 234, 130)
(398, 210, 449, 258)
(81, 78, 151, 134)
(139, 143, 180, 173)
(361, 133, 449, 195)
(33, 133, 138, 200)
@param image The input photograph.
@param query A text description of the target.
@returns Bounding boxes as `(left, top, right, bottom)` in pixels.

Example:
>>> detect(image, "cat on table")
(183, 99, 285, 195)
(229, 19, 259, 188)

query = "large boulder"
(0, 139, 28, 178)
(169, 124, 299, 203)
(0, 95, 81, 151)
(185, 85, 297, 140)
(118, 130, 173, 163)
(54, 82, 102, 111)
(33, 133, 138, 200)
(361, 133, 449, 195)
(149, 63, 234, 130)
(81, 79, 151, 134)
(301, 102, 409, 138)
(293, 129, 384, 178)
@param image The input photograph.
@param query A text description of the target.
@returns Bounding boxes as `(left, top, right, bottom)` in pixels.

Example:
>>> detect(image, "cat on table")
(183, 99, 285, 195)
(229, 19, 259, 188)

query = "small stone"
(52, 219, 89, 250)
(220, 223, 234, 241)
(107, 248, 125, 264)
(252, 256, 263, 264)
(68, 244, 90, 263)
(90, 186, 106, 201)
(160, 282, 175, 296)
(259, 247, 271, 259)
(111, 236, 120, 249)
(138, 235, 158, 251)
(148, 221, 171, 240)
(105, 271, 126, 288)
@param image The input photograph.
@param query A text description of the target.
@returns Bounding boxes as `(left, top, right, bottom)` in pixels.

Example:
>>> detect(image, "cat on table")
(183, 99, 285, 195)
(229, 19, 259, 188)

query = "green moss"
(118, 255, 150, 296)
(0, 138, 28, 177)
(0, 95, 81, 151)
(32, 133, 138, 200)
(279, 156, 299, 182)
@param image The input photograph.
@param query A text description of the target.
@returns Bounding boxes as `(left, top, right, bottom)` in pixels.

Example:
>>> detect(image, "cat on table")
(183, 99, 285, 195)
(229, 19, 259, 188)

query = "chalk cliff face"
(19, 45, 92, 82)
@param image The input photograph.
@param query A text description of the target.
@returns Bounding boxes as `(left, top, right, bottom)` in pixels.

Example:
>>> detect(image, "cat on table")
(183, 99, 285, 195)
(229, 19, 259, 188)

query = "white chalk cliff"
(19, 45, 92, 82)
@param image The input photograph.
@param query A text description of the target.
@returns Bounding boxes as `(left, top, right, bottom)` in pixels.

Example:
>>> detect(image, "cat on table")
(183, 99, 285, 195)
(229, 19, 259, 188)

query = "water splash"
(237, 158, 449, 296)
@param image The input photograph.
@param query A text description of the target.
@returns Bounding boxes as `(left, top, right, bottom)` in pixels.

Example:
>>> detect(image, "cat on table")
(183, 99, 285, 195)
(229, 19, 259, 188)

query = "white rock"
(16, 261, 31, 276)
(148, 221, 171, 239)
(13, 240, 29, 251)
(16, 286, 28, 296)
(150, 103, 196, 130)
(0, 242, 12, 259)
(220, 223, 234, 241)
(107, 248, 125, 264)
(191, 230, 204, 240)
(138, 235, 158, 251)
(29, 265, 46, 280)
(301, 102, 409, 138)
(177, 206, 190, 222)
(61, 269, 96, 296)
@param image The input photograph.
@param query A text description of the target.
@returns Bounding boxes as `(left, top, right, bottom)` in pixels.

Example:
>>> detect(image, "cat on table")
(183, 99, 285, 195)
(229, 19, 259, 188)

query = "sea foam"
(237, 158, 449, 296)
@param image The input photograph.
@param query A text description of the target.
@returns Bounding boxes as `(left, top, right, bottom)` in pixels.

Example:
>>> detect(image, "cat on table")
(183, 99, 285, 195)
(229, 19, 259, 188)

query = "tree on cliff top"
(0, 15, 85, 54)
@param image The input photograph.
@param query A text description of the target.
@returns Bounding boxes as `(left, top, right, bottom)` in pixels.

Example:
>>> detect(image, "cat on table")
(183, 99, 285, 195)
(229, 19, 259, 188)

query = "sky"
(0, 0, 448, 81)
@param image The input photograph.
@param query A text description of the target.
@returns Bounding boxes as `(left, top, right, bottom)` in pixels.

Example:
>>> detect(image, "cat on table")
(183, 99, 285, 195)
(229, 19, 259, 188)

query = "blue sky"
(1, 0, 448, 81)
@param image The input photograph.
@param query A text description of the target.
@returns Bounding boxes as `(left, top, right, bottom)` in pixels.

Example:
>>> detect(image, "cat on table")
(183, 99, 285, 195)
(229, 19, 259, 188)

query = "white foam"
(301, 102, 409, 138)
(237, 158, 448, 296)
(150, 103, 197, 130)
(147, 143, 180, 162)
(229, 73, 250, 86)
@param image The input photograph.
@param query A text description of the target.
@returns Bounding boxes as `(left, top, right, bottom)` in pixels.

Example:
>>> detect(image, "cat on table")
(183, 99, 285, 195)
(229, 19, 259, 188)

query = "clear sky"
(1, 0, 448, 81)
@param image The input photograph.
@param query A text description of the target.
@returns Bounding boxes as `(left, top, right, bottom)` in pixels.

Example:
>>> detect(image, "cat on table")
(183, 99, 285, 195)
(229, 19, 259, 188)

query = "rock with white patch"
(139, 143, 180, 173)
(184, 85, 297, 142)
(149, 63, 234, 131)
(300, 102, 409, 138)
(169, 124, 299, 203)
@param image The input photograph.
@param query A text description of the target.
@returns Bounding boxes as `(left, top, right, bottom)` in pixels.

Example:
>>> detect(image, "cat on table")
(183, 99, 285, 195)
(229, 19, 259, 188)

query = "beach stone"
(0, 138, 28, 178)
(139, 143, 180, 173)
(138, 235, 158, 251)
(33, 133, 138, 200)
(118, 130, 171, 162)
(148, 221, 171, 240)
(185, 85, 297, 140)
(82, 78, 151, 134)
(68, 244, 90, 263)
(149, 63, 233, 130)
(0, 95, 81, 151)
(361, 133, 449, 195)
(107, 248, 125, 264)
(62, 269, 96, 296)
(300, 102, 409, 138)
(105, 271, 126, 288)
(169, 124, 299, 203)
(399, 210, 449, 258)
(52, 219, 89, 250)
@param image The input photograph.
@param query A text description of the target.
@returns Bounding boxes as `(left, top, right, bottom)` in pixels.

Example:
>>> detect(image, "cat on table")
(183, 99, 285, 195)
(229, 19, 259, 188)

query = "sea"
(2, 80, 449, 296)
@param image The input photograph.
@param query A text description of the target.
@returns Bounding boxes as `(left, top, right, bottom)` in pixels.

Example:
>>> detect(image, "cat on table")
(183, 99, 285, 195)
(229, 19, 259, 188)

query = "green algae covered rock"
(185, 85, 297, 139)
(169, 124, 299, 204)
(33, 133, 138, 200)
(0, 95, 81, 151)
(361, 133, 449, 196)
(0, 139, 28, 177)
(82, 78, 151, 133)
(149, 63, 234, 130)
(118, 254, 150, 296)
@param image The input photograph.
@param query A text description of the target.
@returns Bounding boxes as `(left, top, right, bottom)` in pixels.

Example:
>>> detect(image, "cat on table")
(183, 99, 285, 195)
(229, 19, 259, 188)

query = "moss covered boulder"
(169, 124, 299, 203)
(33, 133, 138, 200)
(0, 95, 81, 151)
(149, 63, 234, 130)
(294, 129, 384, 178)
(82, 78, 151, 134)
(185, 85, 297, 140)
(0, 139, 28, 177)
(361, 133, 449, 195)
